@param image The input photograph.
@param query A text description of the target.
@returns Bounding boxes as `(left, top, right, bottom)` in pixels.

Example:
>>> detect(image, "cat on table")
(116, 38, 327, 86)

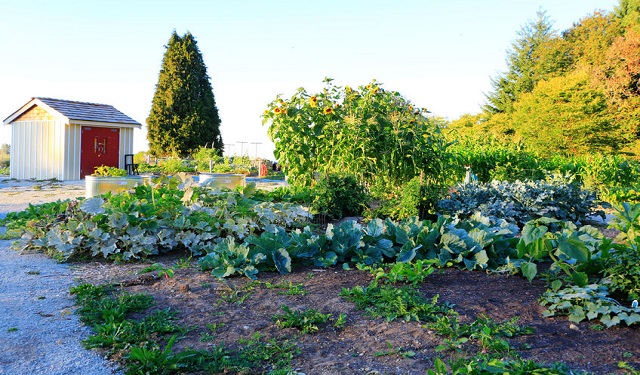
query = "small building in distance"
(2, 97, 141, 180)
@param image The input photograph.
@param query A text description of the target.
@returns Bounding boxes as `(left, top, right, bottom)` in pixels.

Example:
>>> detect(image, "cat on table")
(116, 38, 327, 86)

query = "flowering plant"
(262, 78, 450, 189)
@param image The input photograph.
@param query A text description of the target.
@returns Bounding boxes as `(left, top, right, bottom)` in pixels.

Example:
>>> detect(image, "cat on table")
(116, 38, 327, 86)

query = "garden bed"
(74, 251, 639, 374)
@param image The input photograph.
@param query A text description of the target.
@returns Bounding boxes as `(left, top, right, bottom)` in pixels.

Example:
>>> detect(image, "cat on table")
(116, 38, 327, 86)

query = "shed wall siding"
(65, 124, 82, 180)
(14, 106, 57, 122)
(119, 127, 135, 168)
(10, 121, 65, 180)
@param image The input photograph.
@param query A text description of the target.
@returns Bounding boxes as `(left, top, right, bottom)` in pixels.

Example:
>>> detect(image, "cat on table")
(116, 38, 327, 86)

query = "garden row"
(2, 175, 638, 329)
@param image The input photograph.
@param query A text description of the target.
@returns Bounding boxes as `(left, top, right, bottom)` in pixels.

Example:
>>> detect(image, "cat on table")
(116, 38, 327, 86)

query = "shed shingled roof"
(36, 97, 140, 125)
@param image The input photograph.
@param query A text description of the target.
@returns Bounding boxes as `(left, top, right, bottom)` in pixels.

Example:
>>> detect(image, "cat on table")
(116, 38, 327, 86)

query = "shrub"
(160, 158, 195, 174)
(374, 176, 444, 220)
(310, 174, 369, 220)
(192, 146, 220, 172)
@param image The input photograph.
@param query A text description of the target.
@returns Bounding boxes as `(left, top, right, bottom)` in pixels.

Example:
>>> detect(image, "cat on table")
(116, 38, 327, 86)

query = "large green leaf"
(463, 258, 477, 271)
(439, 232, 467, 254)
(81, 197, 105, 215)
(570, 271, 588, 287)
(371, 238, 395, 258)
(520, 261, 538, 282)
(468, 228, 493, 249)
(272, 248, 292, 274)
(314, 251, 338, 267)
(556, 234, 590, 262)
(364, 218, 385, 238)
(350, 245, 383, 266)
(474, 250, 489, 268)
(622, 312, 640, 325)
(416, 226, 440, 251)
(397, 242, 421, 263)
(600, 313, 621, 328)
(568, 305, 586, 323)
(521, 224, 548, 245)
(516, 237, 548, 260)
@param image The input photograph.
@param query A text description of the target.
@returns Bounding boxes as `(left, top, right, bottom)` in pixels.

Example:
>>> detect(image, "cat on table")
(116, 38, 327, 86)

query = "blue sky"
(0, 0, 618, 159)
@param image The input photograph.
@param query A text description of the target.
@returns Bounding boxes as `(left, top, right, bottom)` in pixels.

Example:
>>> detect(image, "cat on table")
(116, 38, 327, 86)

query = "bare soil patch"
(75, 253, 640, 374)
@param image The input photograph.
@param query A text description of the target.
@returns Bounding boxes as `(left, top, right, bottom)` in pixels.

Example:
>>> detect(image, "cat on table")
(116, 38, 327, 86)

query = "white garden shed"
(2, 97, 141, 180)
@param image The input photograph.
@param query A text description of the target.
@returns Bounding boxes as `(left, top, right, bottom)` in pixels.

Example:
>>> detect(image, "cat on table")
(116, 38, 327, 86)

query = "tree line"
(449, 0, 640, 158)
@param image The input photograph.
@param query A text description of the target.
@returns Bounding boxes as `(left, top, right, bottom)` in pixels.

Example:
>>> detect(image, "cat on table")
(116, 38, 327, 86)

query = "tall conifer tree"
(484, 11, 556, 114)
(147, 31, 223, 157)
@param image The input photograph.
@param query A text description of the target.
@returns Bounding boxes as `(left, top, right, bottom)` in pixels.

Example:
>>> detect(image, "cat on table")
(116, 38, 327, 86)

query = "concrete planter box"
(198, 173, 246, 190)
(85, 175, 150, 198)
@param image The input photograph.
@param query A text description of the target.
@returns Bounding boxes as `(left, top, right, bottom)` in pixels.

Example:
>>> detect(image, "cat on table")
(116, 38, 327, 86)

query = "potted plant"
(85, 165, 150, 198)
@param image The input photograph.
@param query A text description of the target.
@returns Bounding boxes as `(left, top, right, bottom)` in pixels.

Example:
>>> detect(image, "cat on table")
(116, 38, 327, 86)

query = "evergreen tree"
(147, 31, 223, 157)
(484, 11, 557, 114)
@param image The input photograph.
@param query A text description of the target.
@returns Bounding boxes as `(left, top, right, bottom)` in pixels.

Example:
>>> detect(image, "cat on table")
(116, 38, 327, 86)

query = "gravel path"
(0, 178, 122, 375)
(0, 176, 287, 374)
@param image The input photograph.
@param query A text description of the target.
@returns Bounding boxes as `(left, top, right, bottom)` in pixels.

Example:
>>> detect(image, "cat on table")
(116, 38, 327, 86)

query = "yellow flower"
(274, 107, 284, 115)
(324, 107, 333, 115)
(263, 109, 269, 115)
(309, 96, 318, 107)
(366, 84, 372, 90)
(345, 85, 352, 93)
(408, 105, 413, 111)
(372, 87, 379, 93)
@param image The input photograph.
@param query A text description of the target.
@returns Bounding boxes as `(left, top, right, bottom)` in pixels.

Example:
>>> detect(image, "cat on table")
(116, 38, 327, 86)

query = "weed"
(206, 322, 225, 332)
(217, 280, 257, 304)
(235, 333, 300, 372)
(26, 270, 40, 275)
(334, 313, 347, 329)
(427, 314, 532, 356)
(200, 333, 217, 342)
(37, 296, 46, 300)
(173, 256, 193, 269)
(340, 280, 454, 322)
(200, 322, 225, 342)
(265, 280, 307, 295)
(138, 263, 175, 279)
(273, 305, 332, 334)
(72, 282, 299, 373)
(374, 342, 416, 358)
(428, 356, 579, 374)
(363, 259, 436, 285)
(618, 361, 640, 375)
(7, 327, 17, 332)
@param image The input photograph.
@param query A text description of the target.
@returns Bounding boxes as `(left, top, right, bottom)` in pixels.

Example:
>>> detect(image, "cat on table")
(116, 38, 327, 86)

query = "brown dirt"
(74, 252, 640, 375)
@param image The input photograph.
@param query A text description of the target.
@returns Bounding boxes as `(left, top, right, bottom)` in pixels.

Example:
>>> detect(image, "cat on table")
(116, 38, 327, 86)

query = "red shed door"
(80, 127, 120, 178)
